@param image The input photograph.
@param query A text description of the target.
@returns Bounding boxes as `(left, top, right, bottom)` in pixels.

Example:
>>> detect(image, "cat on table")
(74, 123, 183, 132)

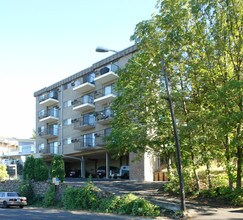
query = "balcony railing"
(39, 144, 59, 154)
(95, 109, 114, 125)
(38, 126, 59, 139)
(73, 115, 95, 131)
(38, 108, 59, 123)
(72, 95, 95, 112)
(94, 86, 117, 105)
(73, 136, 96, 151)
(39, 91, 59, 107)
(94, 64, 119, 84)
(73, 75, 95, 94)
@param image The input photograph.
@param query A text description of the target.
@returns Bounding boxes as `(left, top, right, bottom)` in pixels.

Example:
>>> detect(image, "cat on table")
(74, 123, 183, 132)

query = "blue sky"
(0, 0, 157, 138)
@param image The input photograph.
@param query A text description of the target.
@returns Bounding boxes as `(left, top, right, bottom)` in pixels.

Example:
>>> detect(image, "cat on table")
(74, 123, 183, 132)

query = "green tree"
(34, 158, 49, 181)
(50, 155, 65, 182)
(0, 164, 9, 181)
(23, 155, 35, 180)
(108, 0, 242, 191)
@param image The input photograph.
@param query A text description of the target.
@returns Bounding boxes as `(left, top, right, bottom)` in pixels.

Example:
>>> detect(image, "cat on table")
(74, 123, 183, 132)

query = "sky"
(0, 0, 157, 139)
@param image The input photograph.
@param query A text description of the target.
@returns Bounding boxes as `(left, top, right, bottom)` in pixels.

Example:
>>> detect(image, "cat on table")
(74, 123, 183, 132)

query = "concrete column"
(105, 152, 110, 179)
(81, 156, 86, 178)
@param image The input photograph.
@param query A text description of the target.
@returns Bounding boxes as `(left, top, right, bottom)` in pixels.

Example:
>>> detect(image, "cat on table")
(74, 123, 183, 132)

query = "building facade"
(34, 45, 159, 181)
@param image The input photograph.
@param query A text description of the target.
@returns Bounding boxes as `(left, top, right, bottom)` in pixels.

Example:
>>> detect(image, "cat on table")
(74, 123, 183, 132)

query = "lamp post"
(96, 46, 186, 212)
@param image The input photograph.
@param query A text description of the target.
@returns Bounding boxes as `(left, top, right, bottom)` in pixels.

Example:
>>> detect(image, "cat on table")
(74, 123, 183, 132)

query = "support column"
(81, 156, 86, 178)
(105, 152, 110, 179)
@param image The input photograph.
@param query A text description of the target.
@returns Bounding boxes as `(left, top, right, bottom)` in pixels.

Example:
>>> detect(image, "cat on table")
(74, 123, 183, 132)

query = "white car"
(0, 192, 27, 208)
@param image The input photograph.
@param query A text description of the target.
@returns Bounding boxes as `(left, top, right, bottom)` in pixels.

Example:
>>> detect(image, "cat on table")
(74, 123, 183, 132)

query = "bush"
(34, 158, 49, 181)
(50, 155, 65, 182)
(0, 164, 8, 181)
(117, 193, 160, 217)
(19, 181, 35, 204)
(43, 185, 56, 207)
(97, 195, 121, 213)
(62, 180, 160, 217)
(23, 156, 49, 181)
(23, 156, 35, 180)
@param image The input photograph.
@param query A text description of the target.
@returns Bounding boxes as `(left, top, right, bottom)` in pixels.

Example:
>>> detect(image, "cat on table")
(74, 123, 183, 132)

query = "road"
(0, 207, 169, 220)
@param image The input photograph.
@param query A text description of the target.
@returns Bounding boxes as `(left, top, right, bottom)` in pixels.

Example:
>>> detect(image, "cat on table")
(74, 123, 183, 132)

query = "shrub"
(43, 185, 56, 207)
(97, 195, 121, 213)
(23, 156, 35, 180)
(117, 193, 160, 217)
(18, 181, 35, 204)
(23, 156, 49, 181)
(0, 164, 8, 181)
(76, 180, 98, 210)
(62, 187, 80, 210)
(50, 155, 65, 182)
(34, 158, 49, 181)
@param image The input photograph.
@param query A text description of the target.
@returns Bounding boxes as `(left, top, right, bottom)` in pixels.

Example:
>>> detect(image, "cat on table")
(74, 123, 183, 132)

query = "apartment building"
(34, 45, 159, 181)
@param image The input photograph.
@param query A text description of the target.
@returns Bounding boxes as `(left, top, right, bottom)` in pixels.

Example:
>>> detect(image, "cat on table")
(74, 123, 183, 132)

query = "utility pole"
(161, 58, 186, 212)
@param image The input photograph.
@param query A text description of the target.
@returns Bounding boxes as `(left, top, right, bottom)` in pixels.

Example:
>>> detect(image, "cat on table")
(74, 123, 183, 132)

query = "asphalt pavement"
(65, 179, 243, 219)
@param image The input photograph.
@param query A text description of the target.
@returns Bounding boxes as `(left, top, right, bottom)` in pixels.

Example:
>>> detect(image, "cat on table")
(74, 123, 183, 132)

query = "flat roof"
(34, 45, 137, 97)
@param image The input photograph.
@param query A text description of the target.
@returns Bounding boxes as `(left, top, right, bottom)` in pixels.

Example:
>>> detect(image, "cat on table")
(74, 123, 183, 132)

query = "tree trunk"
(206, 160, 212, 189)
(236, 124, 242, 189)
(191, 152, 200, 191)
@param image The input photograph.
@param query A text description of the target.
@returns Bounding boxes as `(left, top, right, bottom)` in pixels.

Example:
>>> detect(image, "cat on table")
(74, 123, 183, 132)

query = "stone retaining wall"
(0, 180, 66, 197)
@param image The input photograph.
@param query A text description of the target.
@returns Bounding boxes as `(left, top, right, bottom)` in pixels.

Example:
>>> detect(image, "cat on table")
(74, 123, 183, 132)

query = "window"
(84, 73, 95, 83)
(83, 133, 95, 147)
(38, 143, 45, 153)
(82, 94, 94, 104)
(83, 113, 95, 125)
(63, 82, 72, 90)
(49, 142, 59, 154)
(104, 84, 116, 96)
(63, 118, 72, 126)
(64, 100, 72, 108)
(63, 138, 72, 145)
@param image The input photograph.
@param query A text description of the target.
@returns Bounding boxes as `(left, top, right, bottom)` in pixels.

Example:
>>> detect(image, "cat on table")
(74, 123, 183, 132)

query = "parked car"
(110, 165, 130, 179)
(68, 170, 81, 178)
(68, 169, 95, 178)
(0, 192, 27, 208)
(97, 166, 120, 178)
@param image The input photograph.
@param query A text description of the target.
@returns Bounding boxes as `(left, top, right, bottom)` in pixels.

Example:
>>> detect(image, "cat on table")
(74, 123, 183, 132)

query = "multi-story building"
(0, 137, 36, 163)
(34, 45, 160, 181)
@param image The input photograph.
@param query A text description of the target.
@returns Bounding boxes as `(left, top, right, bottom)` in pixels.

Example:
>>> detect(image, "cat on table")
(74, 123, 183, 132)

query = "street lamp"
(96, 46, 186, 212)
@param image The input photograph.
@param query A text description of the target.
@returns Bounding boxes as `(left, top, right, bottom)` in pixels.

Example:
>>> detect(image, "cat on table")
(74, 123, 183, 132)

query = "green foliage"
(34, 158, 49, 181)
(199, 187, 243, 207)
(0, 164, 9, 181)
(23, 156, 49, 181)
(18, 181, 35, 204)
(62, 180, 98, 210)
(43, 185, 56, 207)
(23, 155, 35, 180)
(97, 195, 121, 213)
(62, 180, 160, 217)
(118, 194, 160, 217)
(50, 155, 65, 182)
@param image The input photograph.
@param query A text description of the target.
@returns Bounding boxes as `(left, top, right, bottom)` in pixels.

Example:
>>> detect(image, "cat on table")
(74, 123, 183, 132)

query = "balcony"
(73, 115, 95, 131)
(38, 125, 59, 139)
(95, 109, 114, 125)
(38, 108, 59, 123)
(39, 91, 59, 107)
(94, 86, 117, 105)
(94, 128, 112, 146)
(73, 137, 96, 151)
(73, 80, 95, 94)
(39, 144, 59, 155)
(94, 64, 119, 85)
(72, 95, 95, 112)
